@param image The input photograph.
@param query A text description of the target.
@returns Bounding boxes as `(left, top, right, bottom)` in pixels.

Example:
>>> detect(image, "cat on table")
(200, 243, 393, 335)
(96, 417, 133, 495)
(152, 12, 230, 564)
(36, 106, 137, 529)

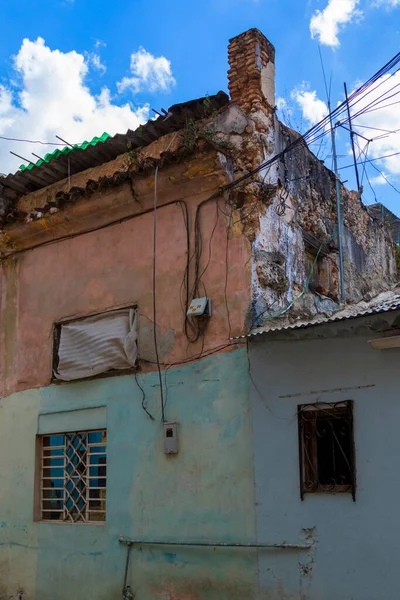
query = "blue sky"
(1, 0, 400, 214)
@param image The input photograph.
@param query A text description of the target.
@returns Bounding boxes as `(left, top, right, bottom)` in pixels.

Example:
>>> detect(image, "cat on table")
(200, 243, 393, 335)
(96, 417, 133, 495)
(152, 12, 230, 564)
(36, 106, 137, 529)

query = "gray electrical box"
(187, 297, 212, 317)
(164, 422, 178, 454)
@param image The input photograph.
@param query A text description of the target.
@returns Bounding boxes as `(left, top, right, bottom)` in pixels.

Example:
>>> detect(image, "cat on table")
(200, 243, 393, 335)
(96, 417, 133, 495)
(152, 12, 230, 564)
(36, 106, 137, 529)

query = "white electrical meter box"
(164, 422, 179, 454)
(187, 297, 212, 317)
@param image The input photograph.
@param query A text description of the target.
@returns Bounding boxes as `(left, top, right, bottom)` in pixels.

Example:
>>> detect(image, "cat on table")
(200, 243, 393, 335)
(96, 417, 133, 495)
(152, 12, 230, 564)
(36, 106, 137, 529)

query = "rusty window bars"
(298, 401, 356, 500)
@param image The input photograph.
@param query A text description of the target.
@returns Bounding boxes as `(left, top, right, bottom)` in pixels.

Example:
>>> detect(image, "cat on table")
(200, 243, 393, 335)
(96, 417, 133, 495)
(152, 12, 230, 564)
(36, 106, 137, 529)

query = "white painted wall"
(249, 317, 400, 599)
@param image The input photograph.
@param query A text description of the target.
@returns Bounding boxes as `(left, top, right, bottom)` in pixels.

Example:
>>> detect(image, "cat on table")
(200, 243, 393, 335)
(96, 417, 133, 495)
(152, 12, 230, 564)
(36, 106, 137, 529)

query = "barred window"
(298, 401, 355, 500)
(39, 430, 107, 523)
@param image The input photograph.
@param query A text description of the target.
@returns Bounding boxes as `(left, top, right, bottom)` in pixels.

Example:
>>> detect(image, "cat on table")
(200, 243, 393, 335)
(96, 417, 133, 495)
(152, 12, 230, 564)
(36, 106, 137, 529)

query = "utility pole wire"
(344, 82, 362, 195)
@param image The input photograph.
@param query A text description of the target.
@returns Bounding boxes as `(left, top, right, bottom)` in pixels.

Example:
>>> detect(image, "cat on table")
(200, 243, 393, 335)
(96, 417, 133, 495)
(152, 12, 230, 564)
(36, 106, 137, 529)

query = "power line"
(279, 55, 400, 164)
(360, 99, 400, 116)
(358, 141, 370, 188)
(318, 44, 330, 103)
(285, 150, 400, 184)
(353, 124, 400, 134)
(0, 135, 68, 146)
(354, 139, 378, 204)
(368, 158, 400, 195)
(151, 131, 179, 422)
(338, 150, 400, 172)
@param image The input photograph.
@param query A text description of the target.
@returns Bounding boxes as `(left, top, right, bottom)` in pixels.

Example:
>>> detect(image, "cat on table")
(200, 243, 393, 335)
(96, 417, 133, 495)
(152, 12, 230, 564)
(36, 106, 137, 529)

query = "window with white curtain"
(53, 307, 137, 382)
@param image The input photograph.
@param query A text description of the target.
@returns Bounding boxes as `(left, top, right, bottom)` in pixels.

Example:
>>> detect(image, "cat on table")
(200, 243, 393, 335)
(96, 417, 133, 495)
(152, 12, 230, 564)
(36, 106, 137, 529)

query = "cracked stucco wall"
(214, 99, 396, 328)
(219, 28, 396, 331)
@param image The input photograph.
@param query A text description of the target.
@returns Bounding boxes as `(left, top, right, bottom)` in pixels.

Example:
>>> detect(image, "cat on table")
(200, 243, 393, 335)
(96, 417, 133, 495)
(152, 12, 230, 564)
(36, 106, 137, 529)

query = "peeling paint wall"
(249, 322, 400, 599)
(0, 148, 251, 398)
(0, 25, 397, 600)
(247, 119, 396, 327)
(0, 349, 259, 600)
(0, 142, 256, 599)
(213, 29, 395, 330)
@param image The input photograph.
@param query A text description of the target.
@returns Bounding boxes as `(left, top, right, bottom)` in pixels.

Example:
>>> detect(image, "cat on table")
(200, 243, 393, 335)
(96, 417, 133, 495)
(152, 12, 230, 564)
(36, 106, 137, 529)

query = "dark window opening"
(298, 401, 355, 500)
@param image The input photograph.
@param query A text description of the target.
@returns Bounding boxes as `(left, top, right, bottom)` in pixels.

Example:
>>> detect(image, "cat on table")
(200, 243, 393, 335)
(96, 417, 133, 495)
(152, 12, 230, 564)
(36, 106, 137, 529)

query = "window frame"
(34, 428, 107, 525)
(51, 303, 137, 384)
(297, 400, 356, 501)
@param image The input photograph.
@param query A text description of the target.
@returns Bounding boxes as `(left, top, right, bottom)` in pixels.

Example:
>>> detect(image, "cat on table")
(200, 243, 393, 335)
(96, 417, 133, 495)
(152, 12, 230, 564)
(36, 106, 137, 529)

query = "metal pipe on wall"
(118, 536, 311, 550)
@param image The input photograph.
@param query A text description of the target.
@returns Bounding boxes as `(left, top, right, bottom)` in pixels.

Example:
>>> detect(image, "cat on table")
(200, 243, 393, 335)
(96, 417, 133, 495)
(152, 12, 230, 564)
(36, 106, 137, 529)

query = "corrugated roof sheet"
(235, 291, 400, 339)
(18, 132, 112, 172)
(0, 91, 229, 196)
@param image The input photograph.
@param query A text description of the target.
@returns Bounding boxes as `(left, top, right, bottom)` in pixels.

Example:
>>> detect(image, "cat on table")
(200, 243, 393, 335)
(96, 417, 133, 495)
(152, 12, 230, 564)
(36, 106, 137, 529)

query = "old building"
(246, 288, 400, 600)
(0, 28, 396, 600)
(369, 201, 400, 246)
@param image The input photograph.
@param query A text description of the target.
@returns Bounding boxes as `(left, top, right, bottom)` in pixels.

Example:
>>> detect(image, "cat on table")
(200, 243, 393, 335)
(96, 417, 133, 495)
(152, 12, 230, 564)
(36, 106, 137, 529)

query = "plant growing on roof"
(125, 140, 140, 171)
(202, 94, 218, 120)
(181, 117, 199, 152)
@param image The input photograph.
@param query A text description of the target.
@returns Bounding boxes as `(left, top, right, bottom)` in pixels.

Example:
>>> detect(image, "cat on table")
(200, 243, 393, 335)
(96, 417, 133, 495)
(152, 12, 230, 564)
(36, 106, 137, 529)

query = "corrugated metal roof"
(235, 291, 400, 339)
(18, 132, 112, 172)
(0, 91, 229, 196)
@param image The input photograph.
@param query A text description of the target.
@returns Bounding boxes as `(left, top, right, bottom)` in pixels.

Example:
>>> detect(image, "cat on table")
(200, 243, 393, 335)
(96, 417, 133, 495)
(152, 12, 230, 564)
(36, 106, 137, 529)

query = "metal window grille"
(40, 430, 107, 523)
(298, 401, 356, 501)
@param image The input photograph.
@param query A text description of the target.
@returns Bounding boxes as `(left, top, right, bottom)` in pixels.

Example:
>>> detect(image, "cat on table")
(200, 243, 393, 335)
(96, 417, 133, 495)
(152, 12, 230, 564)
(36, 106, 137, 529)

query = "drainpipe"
(122, 542, 133, 600)
(119, 536, 311, 550)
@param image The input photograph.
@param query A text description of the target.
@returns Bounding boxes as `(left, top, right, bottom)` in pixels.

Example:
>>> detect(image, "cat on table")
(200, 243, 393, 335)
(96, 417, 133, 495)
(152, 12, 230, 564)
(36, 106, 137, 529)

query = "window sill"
(37, 520, 106, 526)
(302, 485, 353, 495)
(51, 366, 137, 385)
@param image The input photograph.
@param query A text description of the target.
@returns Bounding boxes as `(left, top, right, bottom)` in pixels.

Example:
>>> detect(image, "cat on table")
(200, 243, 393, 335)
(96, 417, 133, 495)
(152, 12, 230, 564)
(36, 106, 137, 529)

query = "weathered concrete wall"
(0, 25, 397, 600)
(0, 348, 259, 600)
(246, 120, 396, 328)
(211, 29, 395, 330)
(249, 318, 400, 599)
(0, 139, 257, 599)
(0, 148, 251, 398)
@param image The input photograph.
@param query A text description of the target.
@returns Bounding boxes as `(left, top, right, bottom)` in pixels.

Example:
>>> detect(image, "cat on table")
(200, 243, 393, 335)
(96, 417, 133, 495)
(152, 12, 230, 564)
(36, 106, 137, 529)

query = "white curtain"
(55, 308, 137, 381)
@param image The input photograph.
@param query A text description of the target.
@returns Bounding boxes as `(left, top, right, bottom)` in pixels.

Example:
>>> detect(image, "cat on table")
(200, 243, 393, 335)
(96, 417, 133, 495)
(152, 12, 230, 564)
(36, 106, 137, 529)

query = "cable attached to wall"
(134, 372, 155, 421)
(152, 133, 178, 422)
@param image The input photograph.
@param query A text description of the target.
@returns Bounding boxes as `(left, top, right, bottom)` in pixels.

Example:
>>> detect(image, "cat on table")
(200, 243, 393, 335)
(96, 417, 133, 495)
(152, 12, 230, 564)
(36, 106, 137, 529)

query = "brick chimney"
(227, 29, 275, 113)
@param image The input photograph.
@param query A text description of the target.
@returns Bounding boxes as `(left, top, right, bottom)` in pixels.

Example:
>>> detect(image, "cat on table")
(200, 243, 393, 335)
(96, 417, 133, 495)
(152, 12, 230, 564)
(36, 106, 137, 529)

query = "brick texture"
(228, 28, 275, 113)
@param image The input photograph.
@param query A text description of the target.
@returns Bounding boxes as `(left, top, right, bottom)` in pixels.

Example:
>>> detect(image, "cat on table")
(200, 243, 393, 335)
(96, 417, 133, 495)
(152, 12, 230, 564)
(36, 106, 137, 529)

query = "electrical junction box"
(187, 297, 212, 317)
(164, 422, 179, 454)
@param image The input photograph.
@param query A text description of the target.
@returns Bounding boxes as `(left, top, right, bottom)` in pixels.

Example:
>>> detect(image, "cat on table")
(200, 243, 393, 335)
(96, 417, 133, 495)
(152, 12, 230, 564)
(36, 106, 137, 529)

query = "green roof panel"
(19, 132, 112, 171)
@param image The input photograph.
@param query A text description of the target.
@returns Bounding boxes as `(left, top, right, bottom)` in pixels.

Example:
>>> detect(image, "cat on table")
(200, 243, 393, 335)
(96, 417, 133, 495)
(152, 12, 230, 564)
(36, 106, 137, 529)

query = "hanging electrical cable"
(152, 132, 179, 422)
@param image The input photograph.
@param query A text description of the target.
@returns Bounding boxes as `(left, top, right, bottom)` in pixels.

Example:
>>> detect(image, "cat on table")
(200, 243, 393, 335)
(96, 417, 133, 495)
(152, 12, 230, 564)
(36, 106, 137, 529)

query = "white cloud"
(310, 0, 362, 47)
(373, 0, 400, 6)
(0, 37, 160, 175)
(117, 47, 176, 94)
(289, 72, 400, 183)
(369, 172, 388, 185)
(88, 52, 106, 74)
(276, 97, 287, 110)
(351, 70, 400, 177)
(291, 86, 328, 124)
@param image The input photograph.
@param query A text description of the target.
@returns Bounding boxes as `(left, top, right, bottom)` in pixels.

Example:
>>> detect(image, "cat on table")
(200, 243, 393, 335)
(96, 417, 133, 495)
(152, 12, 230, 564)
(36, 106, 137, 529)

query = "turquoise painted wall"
(0, 348, 257, 600)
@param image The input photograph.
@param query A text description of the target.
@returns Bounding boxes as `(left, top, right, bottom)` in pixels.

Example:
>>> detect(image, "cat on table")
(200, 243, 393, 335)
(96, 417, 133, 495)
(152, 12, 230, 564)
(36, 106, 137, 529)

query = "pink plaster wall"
(0, 185, 251, 397)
